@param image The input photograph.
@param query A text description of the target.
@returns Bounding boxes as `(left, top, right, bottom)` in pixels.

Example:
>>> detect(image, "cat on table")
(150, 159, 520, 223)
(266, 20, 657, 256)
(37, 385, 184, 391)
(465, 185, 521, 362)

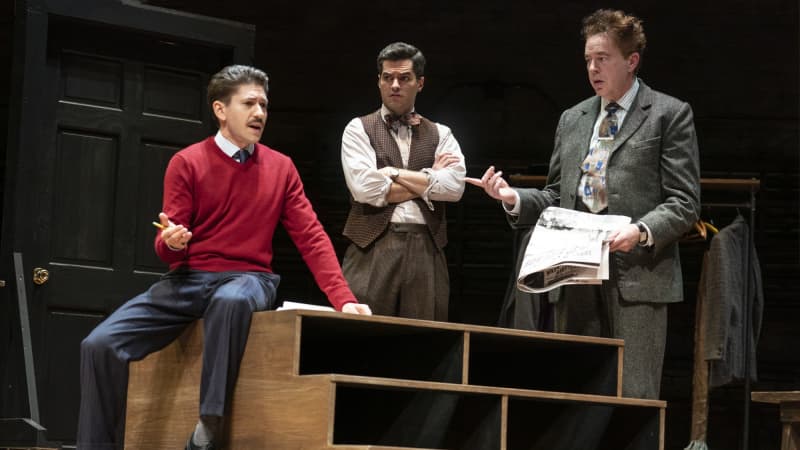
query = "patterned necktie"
(234, 149, 249, 163)
(579, 102, 622, 212)
(598, 102, 620, 138)
(384, 112, 420, 132)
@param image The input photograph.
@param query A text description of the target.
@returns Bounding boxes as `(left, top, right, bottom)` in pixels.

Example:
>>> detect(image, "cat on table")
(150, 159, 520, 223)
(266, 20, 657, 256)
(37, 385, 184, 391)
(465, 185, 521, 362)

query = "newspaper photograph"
(517, 206, 631, 293)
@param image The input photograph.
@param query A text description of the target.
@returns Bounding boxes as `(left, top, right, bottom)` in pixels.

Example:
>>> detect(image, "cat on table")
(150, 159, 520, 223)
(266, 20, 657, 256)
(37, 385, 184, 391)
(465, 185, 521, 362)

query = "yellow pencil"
(152, 221, 165, 230)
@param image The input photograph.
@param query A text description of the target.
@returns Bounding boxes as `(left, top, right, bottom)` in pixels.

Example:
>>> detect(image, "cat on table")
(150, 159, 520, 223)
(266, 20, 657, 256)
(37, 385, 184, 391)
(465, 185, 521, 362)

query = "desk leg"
(780, 402, 800, 450)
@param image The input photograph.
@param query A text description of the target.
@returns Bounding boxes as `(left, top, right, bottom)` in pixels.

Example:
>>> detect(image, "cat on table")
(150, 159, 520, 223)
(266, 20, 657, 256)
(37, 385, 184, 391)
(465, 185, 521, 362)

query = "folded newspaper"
(517, 206, 631, 293)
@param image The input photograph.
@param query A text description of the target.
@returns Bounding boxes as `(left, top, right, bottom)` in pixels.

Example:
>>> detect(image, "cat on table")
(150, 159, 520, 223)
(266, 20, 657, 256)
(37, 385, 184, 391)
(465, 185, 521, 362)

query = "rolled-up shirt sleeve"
(422, 124, 466, 203)
(341, 118, 392, 207)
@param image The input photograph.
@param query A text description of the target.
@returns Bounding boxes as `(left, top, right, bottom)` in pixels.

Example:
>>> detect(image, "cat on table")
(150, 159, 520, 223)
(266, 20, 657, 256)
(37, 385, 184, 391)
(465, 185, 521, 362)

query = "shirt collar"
(380, 104, 416, 123)
(215, 131, 254, 157)
(601, 78, 639, 112)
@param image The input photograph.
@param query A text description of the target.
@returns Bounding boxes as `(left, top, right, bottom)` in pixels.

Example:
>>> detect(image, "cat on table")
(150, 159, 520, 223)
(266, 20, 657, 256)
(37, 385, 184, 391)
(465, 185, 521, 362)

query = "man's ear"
(212, 100, 226, 124)
(417, 76, 425, 92)
(628, 53, 640, 73)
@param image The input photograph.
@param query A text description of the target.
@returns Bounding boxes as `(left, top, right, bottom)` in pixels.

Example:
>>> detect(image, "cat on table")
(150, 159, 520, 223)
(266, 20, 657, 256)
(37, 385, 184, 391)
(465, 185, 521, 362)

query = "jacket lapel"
(573, 99, 599, 155)
(562, 97, 599, 197)
(609, 82, 653, 155)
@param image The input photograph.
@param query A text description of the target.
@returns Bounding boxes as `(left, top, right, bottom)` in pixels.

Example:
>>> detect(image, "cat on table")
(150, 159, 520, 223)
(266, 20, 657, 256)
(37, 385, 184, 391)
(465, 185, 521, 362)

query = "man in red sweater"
(77, 65, 371, 450)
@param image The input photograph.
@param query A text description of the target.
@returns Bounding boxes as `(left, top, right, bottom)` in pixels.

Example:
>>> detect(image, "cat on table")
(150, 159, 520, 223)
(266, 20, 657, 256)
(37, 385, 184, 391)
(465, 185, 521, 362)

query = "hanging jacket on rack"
(700, 214, 763, 388)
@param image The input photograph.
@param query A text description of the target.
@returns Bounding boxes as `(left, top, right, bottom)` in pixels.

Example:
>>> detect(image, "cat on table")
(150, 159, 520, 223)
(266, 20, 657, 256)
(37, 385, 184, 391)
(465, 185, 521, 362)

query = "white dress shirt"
(215, 131, 254, 159)
(341, 105, 466, 224)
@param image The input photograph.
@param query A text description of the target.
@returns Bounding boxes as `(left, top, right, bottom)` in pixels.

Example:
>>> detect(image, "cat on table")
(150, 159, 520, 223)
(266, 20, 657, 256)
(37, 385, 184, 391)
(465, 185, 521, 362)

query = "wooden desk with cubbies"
(125, 310, 665, 449)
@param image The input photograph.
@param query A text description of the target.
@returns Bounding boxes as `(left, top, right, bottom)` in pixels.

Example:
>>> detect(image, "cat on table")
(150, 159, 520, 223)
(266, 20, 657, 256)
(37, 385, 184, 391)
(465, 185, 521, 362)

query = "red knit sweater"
(154, 137, 356, 310)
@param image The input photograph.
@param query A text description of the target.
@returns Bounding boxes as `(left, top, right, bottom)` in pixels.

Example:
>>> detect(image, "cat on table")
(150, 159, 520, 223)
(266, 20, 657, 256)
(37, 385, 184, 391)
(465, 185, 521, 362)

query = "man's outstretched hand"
(465, 166, 517, 206)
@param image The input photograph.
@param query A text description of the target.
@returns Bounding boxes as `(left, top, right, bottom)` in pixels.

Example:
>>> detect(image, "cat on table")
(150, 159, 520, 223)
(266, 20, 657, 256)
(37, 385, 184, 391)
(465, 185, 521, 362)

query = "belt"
(389, 223, 428, 233)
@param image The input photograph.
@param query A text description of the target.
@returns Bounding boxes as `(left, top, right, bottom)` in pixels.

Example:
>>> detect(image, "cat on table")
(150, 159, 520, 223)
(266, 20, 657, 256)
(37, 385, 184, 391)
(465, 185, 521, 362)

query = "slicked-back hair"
(582, 9, 647, 73)
(376, 42, 426, 78)
(207, 65, 269, 123)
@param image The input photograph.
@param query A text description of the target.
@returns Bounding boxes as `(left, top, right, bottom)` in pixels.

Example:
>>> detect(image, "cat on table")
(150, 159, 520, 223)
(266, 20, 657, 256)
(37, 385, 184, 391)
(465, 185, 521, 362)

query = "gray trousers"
(343, 223, 449, 321)
(76, 269, 279, 450)
(556, 283, 667, 399)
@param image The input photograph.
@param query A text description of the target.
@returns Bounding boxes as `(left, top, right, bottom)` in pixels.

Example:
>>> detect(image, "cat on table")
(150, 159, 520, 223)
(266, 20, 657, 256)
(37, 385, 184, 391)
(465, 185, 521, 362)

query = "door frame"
(0, 0, 255, 432)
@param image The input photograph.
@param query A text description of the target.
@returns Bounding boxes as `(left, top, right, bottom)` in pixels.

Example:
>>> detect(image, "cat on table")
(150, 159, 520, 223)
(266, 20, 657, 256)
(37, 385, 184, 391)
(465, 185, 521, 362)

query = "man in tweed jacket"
(341, 42, 465, 321)
(468, 10, 701, 399)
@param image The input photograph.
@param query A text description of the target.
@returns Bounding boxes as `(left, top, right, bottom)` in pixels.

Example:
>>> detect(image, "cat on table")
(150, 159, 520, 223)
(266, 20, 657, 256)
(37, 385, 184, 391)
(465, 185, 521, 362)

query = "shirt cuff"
(639, 221, 654, 247)
(503, 191, 522, 216)
(419, 169, 436, 210)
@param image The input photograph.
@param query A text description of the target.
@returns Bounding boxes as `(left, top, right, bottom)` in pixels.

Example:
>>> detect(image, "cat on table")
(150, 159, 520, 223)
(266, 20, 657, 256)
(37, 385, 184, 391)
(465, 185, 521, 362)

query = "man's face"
(584, 33, 639, 102)
(378, 59, 424, 116)
(213, 83, 268, 148)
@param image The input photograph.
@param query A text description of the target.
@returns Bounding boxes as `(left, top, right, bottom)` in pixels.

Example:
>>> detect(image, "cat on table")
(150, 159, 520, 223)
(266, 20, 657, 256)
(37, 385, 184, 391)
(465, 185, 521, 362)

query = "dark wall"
(0, 0, 796, 448)
(142, 4, 800, 450)
(144, 0, 800, 316)
(148, 1, 798, 449)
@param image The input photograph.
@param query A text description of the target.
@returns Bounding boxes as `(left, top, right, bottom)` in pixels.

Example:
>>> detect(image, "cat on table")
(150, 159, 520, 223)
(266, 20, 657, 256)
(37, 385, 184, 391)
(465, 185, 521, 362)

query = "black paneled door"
(38, 23, 214, 442)
(2, 1, 253, 444)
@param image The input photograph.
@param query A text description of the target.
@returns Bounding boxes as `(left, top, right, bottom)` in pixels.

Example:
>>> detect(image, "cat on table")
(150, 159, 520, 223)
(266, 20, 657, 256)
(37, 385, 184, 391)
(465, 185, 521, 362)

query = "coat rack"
(693, 178, 760, 450)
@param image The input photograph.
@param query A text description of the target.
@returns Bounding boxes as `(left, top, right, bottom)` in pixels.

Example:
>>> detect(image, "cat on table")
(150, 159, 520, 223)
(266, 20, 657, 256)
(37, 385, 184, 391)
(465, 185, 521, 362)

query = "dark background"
(0, 0, 797, 448)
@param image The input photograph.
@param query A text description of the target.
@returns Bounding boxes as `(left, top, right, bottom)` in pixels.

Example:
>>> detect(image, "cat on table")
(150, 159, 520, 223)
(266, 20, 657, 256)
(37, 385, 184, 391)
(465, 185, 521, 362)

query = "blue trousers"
(76, 269, 280, 450)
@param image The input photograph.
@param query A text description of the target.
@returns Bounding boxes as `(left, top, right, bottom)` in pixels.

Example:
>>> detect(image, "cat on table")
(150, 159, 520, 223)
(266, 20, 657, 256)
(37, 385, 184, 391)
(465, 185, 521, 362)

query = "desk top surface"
(751, 391, 800, 404)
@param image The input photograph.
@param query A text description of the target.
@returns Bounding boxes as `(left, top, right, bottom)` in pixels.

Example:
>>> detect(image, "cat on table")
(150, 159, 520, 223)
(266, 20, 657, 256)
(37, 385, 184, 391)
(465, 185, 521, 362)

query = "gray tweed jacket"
(512, 80, 701, 304)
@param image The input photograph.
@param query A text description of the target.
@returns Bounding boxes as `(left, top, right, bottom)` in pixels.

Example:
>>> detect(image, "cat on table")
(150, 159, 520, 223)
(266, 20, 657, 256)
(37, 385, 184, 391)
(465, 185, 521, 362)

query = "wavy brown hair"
(582, 9, 646, 73)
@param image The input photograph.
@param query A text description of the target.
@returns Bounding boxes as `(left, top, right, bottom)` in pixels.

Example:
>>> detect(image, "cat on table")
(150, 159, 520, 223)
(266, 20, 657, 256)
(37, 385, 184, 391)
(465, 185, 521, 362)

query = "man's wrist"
(167, 243, 185, 251)
(636, 221, 649, 245)
(503, 190, 521, 216)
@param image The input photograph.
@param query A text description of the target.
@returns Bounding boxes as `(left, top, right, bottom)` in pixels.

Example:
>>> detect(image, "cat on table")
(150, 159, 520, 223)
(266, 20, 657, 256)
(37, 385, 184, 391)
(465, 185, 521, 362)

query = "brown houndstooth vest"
(343, 110, 447, 249)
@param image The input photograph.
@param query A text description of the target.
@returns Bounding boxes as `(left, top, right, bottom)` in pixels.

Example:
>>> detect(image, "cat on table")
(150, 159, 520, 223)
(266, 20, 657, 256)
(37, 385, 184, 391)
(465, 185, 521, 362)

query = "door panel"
(51, 130, 118, 266)
(1, 3, 253, 443)
(143, 67, 206, 121)
(61, 52, 124, 108)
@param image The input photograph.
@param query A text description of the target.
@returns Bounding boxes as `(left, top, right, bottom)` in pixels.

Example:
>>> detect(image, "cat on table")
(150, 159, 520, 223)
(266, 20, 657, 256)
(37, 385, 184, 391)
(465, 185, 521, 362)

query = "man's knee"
(211, 290, 257, 315)
(81, 328, 116, 359)
(211, 274, 276, 312)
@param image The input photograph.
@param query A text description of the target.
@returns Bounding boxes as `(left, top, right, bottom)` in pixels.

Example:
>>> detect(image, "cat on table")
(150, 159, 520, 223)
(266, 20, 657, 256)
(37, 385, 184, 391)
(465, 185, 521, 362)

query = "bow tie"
(384, 112, 420, 131)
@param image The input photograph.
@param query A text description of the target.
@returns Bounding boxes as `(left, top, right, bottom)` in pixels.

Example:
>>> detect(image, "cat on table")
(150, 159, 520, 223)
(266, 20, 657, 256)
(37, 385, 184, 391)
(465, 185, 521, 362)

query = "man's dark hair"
(376, 42, 426, 78)
(582, 9, 647, 73)
(207, 65, 269, 119)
